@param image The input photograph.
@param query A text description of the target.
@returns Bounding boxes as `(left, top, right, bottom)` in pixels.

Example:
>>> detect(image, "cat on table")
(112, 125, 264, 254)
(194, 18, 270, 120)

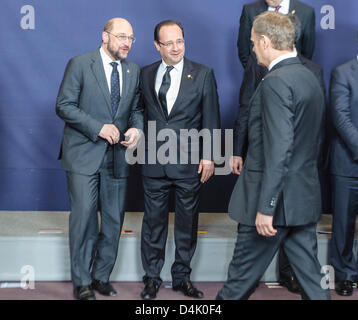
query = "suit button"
(270, 198, 276, 207)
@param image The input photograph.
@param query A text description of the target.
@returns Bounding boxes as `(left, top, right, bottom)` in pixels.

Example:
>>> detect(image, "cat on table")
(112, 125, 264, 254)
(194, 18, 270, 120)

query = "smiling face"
(154, 24, 185, 66)
(102, 18, 134, 61)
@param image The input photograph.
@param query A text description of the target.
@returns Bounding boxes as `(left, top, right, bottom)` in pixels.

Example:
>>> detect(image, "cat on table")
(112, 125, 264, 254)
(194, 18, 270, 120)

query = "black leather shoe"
(92, 279, 117, 296)
(279, 276, 301, 294)
(73, 285, 96, 300)
(141, 279, 160, 300)
(335, 280, 353, 296)
(173, 281, 204, 299)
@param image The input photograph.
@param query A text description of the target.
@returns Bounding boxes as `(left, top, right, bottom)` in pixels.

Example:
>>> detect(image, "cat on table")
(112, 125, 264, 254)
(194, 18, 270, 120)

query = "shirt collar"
(100, 47, 121, 66)
(161, 58, 184, 72)
(268, 0, 290, 12)
(268, 48, 297, 71)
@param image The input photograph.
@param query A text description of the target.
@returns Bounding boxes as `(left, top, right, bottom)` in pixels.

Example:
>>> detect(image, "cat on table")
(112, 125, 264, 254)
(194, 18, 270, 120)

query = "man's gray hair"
(253, 11, 295, 51)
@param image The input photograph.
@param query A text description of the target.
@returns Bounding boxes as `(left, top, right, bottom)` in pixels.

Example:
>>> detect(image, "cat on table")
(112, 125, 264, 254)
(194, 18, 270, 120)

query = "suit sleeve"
(316, 67, 328, 169)
(233, 104, 249, 157)
(234, 55, 266, 157)
(202, 69, 221, 161)
(237, 5, 251, 68)
(128, 67, 144, 131)
(330, 67, 358, 161)
(233, 57, 256, 157)
(56, 58, 104, 142)
(300, 8, 315, 59)
(257, 76, 295, 215)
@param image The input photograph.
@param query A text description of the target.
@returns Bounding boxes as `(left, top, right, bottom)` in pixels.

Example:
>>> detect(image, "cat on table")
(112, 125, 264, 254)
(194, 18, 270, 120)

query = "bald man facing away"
(56, 18, 143, 300)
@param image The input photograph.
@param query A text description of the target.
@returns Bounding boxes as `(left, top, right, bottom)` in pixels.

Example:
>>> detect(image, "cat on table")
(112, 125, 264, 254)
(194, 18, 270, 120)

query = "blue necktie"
(110, 62, 120, 117)
(158, 65, 174, 118)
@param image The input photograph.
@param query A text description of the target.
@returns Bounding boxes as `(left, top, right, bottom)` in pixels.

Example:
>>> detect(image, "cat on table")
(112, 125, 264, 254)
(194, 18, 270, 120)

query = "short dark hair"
(154, 20, 184, 42)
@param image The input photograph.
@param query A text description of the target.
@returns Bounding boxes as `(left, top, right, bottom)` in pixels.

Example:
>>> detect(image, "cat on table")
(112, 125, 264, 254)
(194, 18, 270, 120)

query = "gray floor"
(0, 211, 355, 300)
(0, 210, 337, 237)
(0, 281, 357, 300)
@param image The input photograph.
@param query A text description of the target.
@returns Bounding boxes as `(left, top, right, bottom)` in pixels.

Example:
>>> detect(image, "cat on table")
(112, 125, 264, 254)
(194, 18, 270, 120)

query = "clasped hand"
(99, 124, 139, 148)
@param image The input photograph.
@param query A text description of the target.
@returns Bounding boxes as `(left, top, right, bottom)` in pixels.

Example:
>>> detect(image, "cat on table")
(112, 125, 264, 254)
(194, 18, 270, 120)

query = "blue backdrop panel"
(0, 0, 357, 211)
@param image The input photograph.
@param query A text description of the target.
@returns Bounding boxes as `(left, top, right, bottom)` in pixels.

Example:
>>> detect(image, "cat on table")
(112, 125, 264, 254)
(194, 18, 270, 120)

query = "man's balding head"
(102, 17, 134, 61)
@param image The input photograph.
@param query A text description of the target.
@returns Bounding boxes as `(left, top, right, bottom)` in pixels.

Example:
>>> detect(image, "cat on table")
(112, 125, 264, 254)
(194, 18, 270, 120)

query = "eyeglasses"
(158, 39, 185, 48)
(107, 32, 136, 44)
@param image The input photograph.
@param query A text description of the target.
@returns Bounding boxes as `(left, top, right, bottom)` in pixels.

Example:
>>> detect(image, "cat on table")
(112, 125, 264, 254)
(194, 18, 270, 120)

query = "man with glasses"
(56, 18, 143, 300)
(139, 20, 221, 300)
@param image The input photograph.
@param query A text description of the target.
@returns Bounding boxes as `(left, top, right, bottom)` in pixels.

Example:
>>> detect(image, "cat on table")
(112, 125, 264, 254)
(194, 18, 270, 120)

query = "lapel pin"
(127, 69, 130, 73)
(291, 10, 295, 15)
(187, 74, 192, 79)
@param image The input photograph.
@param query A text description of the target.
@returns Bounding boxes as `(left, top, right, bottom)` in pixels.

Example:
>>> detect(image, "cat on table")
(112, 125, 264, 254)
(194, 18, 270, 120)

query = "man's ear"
(261, 35, 270, 49)
(154, 40, 161, 51)
(102, 31, 109, 44)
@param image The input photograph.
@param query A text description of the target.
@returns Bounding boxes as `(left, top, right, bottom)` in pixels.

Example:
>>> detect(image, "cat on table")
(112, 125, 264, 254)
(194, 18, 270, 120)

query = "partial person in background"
(56, 18, 143, 300)
(237, 0, 315, 68)
(329, 49, 358, 296)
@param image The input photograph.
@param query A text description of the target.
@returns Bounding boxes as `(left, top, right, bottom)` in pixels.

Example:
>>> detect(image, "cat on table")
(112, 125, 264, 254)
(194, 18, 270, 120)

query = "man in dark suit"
(217, 12, 330, 300)
(238, 0, 315, 68)
(56, 18, 143, 300)
(329, 56, 358, 296)
(232, 14, 326, 294)
(139, 20, 221, 300)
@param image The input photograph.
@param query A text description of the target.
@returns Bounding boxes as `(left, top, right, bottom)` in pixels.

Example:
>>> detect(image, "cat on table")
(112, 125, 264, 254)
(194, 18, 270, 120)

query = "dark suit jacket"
(140, 58, 221, 179)
(237, 0, 316, 68)
(229, 57, 324, 226)
(233, 52, 325, 158)
(56, 49, 143, 177)
(329, 58, 358, 177)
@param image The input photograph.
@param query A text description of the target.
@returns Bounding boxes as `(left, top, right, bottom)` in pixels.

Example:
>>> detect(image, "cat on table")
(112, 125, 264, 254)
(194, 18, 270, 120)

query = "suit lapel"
(113, 59, 130, 118)
(168, 58, 194, 120)
(90, 49, 112, 115)
(289, 0, 297, 14)
(121, 60, 129, 99)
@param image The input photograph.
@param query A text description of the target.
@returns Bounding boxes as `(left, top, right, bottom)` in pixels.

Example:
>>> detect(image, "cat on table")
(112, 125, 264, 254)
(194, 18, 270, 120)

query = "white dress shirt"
(268, 48, 297, 71)
(155, 58, 184, 115)
(267, 0, 290, 14)
(100, 47, 123, 96)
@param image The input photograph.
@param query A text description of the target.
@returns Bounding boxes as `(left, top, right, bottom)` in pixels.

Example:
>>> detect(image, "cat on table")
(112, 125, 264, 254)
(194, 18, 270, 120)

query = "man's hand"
(99, 124, 120, 145)
(255, 212, 277, 237)
(120, 128, 140, 148)
(230, 156, 243, 175)
(198, 159, 214, 183)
